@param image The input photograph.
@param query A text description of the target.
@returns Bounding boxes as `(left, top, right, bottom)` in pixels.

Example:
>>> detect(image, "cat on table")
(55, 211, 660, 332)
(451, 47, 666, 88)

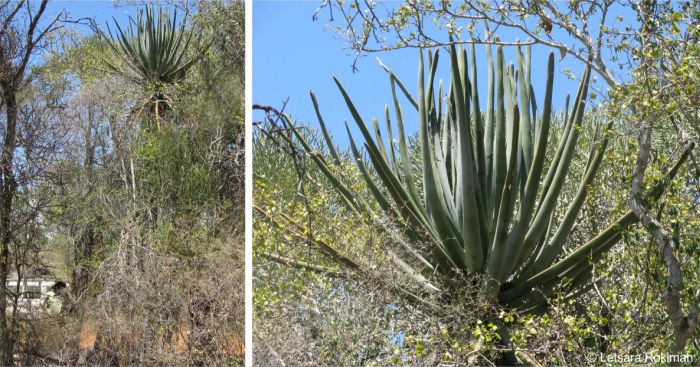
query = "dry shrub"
(254, 258, 500, 366)
(13, 314, 82, 365)
(76, 233, 244, 366)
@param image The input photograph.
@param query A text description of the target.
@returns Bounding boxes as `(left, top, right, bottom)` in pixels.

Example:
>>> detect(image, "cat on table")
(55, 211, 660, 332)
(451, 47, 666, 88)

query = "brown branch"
(254, 204, 360, 270)
(16, 0, 61, 82)
(262, 252, 347, 278)
(629, 138, 698, 351)
(0, 0, 23, 38)
(332, 0, 619, 86)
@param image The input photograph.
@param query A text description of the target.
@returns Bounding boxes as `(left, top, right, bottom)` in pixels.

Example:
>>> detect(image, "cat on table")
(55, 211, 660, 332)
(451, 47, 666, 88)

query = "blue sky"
(49, 1, 633, 151)
(44, 1, 194, 47)
(46, 1, 136, 31)
(252, 1, 618, 148)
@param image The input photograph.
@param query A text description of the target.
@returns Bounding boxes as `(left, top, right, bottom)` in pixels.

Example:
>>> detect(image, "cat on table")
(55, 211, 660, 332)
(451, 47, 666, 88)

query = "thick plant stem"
(493, 320, 520, 366)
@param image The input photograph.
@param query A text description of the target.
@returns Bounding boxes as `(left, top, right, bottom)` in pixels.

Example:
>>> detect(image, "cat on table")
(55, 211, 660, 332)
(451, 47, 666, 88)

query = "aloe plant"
(283, 43, 690, 318)
(105, 6, 203, 123)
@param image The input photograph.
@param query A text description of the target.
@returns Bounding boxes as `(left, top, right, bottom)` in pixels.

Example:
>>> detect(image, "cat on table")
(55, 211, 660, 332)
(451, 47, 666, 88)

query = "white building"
(4, 278, 69, 317)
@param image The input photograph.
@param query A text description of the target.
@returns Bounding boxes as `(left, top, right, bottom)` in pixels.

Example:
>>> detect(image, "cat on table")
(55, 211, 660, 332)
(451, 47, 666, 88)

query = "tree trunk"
(0, 88, 18, 367)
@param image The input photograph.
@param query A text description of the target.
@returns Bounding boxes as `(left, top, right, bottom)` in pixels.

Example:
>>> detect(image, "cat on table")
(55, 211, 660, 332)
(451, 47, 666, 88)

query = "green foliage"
(38, 35, 113, 86)
(189, 0, 244, 83)
(136, 127, 218, 211)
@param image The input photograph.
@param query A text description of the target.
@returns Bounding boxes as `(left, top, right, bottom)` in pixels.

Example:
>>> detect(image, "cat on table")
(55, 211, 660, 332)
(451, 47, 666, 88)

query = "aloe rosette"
(105, 6, 198, 87)
(104, 6, 209, 125)
(282, 43, 688, 314)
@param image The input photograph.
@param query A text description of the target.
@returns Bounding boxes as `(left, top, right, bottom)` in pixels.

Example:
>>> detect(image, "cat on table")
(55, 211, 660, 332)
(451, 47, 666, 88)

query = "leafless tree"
(0, 1, 65, 364)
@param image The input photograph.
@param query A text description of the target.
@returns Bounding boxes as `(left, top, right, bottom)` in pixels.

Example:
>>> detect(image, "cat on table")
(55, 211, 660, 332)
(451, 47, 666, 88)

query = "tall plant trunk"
(71, 108, 100, 302)
(155, 99, 161, 131)
(149, 92, 167, 132)
(0, 88, 18, 367)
